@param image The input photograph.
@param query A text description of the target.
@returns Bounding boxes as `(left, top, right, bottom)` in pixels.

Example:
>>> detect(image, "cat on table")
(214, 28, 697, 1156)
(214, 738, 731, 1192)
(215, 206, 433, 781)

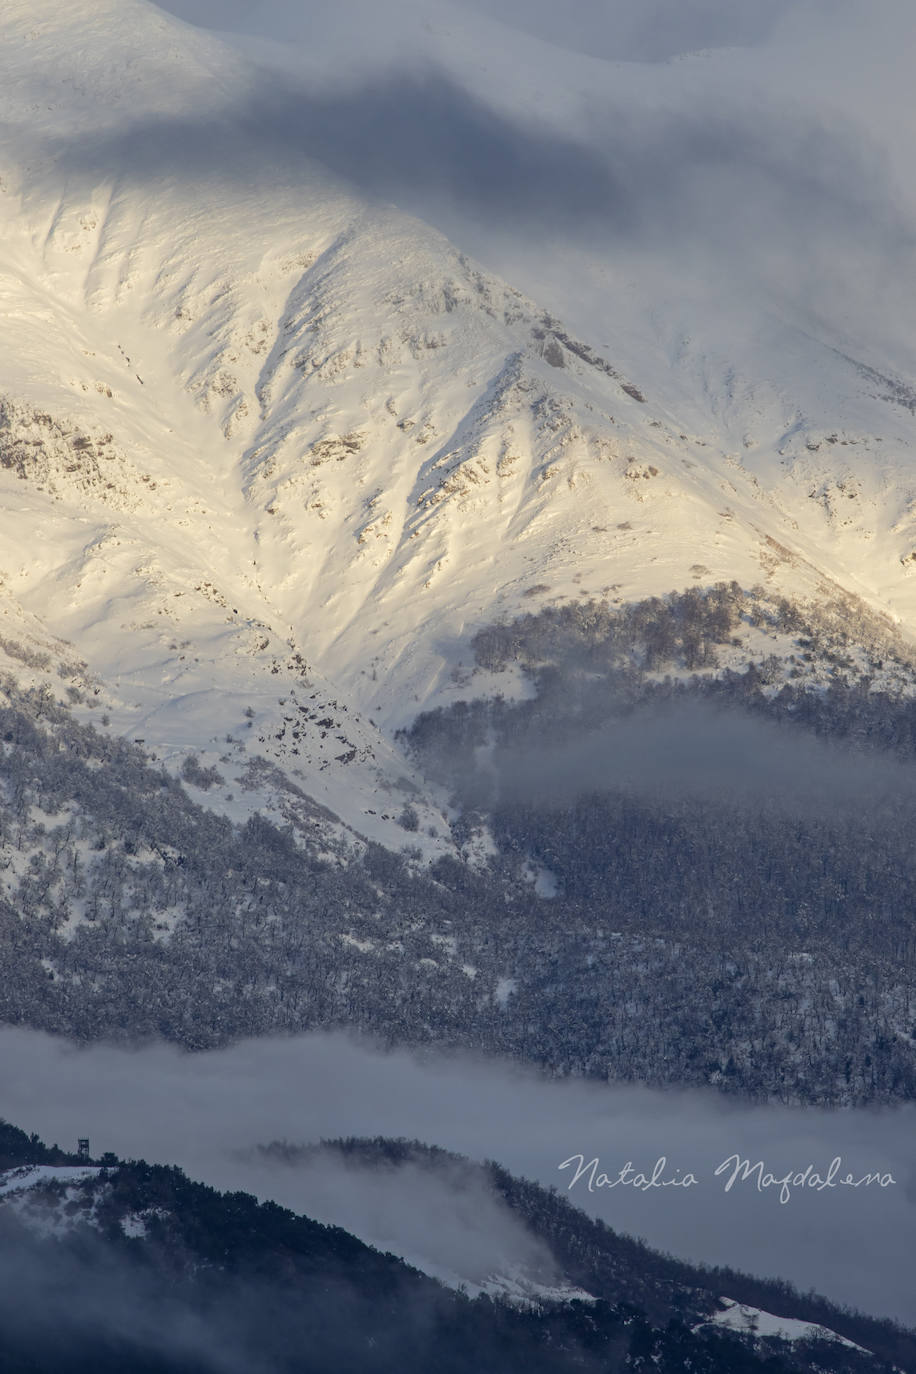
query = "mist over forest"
(2, 1026, 915, 1326)
(4, 0, 916, 1365)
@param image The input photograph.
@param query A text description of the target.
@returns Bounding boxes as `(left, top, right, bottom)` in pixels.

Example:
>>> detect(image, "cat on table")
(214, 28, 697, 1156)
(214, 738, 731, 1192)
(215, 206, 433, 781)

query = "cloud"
(446, 0, 797, 62)
(0, 1211, 264, 1373)
(129, 6, 891, 399)
(1, 1028, 914, 1324)
(489, 699, 916, 816)
(150, 0, 800, 66)
(13, 0, 911, 374)
(32, 21, 910, 386)
(242, 1144, 560, 1292)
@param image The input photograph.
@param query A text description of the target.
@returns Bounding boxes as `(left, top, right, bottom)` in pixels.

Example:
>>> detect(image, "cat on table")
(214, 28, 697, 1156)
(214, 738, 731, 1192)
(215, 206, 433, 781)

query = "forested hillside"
(1, 1121, 912, 1373)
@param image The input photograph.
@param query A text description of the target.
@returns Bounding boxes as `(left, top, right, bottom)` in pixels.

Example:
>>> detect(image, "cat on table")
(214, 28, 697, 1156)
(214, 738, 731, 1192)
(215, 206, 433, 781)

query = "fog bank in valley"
(491, 699, 916, 815)
(1, 1028, 913, 1324)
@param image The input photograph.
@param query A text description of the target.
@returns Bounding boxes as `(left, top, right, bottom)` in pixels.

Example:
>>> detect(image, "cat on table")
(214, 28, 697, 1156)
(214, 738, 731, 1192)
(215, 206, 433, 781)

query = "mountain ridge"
(3, 0, 916, 1106)
(4, 1, 916, 823)
(2, 1117, 914, 1372)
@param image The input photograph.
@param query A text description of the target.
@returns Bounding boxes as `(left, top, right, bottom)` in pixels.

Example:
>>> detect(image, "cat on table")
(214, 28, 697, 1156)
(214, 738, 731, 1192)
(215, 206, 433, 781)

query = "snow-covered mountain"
(3, 0, 916, 860)
(8, 5, 916, 1346)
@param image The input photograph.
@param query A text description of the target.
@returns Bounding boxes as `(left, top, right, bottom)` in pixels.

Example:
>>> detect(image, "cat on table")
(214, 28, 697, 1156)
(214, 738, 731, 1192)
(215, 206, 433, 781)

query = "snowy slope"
(2, 0, 916, 846)
(0, 1165, 101, 1199)
(699, 1297, 872, 1357)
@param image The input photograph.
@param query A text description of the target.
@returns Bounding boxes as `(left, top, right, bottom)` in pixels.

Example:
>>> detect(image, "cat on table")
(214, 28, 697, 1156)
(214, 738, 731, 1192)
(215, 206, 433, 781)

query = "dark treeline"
(405, 586, 916, 1104)
(0, 1121, 908, 1374)
(0, 1118, 84, 1170)
(305, 1135, 916, 1374)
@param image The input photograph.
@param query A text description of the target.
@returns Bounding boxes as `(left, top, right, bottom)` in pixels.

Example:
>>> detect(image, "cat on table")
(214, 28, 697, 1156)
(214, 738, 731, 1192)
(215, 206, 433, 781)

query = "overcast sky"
(149, 0, 916, 381)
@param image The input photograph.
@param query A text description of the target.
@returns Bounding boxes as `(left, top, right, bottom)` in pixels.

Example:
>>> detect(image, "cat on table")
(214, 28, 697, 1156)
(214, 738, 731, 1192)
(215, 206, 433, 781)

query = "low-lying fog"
(1, 1029, 913, 1324)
